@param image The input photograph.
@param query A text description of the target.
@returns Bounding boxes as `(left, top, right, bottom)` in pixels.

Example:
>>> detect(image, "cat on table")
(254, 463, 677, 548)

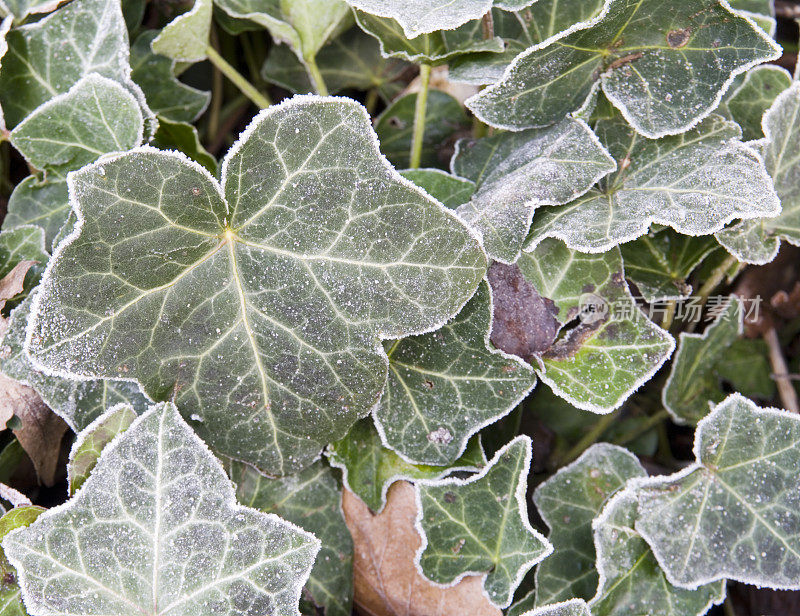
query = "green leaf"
(590, 488, 725, 616)
(26, 97, 486, 476)
(634, 393, 800, 590)
(525, 115, 780, 254)
(2, 294, 150, 431)
(451, 118, 615, 263)
(400, 168, 476, 209)
(375, 280, 535, 465)
(354, 10, 504, 65)
(228, 460, 354, 616)
(619, 228, 719, 303)
(518, 600, 591, 616)
(716, 82, 800, 264)
(261, 27, 410, 101)
(10, 73, 144, 176)
(0, 0, 61, 21)
(131, 30, 210, 124)
(518, 239, 674, 412)
(152, 116, 218, 175)
(663, 298, 742, 425)
(466, 0, 781, 138)
(722, 65, 792, 141)
(326, 417, 485, 512)
(4, 177, 68, 249)
(151, 0, 211, 62)
(533, 443, 646, 606)
(345, 0, 494, 38)
(66, 402, 137, 495)
(0, 225, 48, 301)
(2, 402, 320, 615)
(375, 90, 469, 168)
(415, 436, 552, 608)
(0, 506, 45, 616)
(715, 338, 775, 400)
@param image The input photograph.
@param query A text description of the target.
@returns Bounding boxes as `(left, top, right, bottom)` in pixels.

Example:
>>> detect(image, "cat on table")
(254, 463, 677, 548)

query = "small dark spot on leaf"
(191, 187, 202, 196)
(423, 379, 434, 389)
(444, 492, 456, 503)
(667, 28, 691, 48)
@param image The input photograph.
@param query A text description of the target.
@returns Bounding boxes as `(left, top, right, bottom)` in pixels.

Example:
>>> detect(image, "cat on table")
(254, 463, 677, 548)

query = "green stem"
(409, 63, 432, 169)
(661, 299, 677, 330)
(206, 46, 271, 109)
(364, 88, 379, 115)
(556, 411, 619, 467)
(612, 409, 670, 446)
(305, 54, 329, 96)
(696, 254, 738, 307)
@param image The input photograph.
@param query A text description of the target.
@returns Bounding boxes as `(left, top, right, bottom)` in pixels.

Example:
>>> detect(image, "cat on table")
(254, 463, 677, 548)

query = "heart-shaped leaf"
(721, 65, 792, 142)
(2, 402, 321, 616)
(716, 82, 800, 264)
(634, 393, 800, 590)
(326, 417, 485, 512)
(151, 0, 212, 62)
(525, 115, 780, 254)
(452, 118, 615, 262)
(228, 460, 354, 616)
(25, 96, 486, 476)
(533, 443, 645, 606)
(415, 436, 552, 608)
(467, 0, 780, 138)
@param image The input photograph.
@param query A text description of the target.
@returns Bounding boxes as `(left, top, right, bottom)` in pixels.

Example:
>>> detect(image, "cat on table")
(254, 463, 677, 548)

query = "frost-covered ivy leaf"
(517, 239, 674, 412)
(590, 488, 725, 616)
(2, 294, 150, 431)
(722, 65, 791, 141)
(262, 27, 410, 101)
(5, 178, 68, 250)
(66, 402, 136, 495)
(466, 0, 781, 138)
(619, 229, 719, 303)
(326, 417, 485, 513)
(375, 281, 535, 466)
(345, 0, 494, 39)
(400, 169, 475, 209)
(228, 460, 353, 616)
(0, 226, 48, 303)
(375, 90, 469, 168)
(533, 444, 645, 607)
(635, 393, 800, 590)
(0, 0, 62, 21)
(151, 0, 211, 62)
(3, 401, 320, 616)
(451, 118, 615, 263)
(716, 82, 800, 264)
(415, 436, 551, 608)
(663, 298, 742, 425)
(10, 74, 143, 176)
(152, 117, 218, 175)
(131, 31, 210, 124)
(519, 599, 591, 616)
(354, 10, 504, 64)
(525, 115, 780, 254)
(26, 96, 486, 476)
(0, 505, 45, 616)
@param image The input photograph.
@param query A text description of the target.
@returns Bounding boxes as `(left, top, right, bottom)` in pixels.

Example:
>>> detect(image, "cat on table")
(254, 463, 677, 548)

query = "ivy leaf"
(663, 298, 743, 425)
(619, 228, 719, 303)
(0, 225, 48, 304)
(2, 294, 151, 432)
(0, 505, 45, 616)
(151, 0, 212, 62)
(517, 239, 674, 412)
(344, 0, 495, 39)
(715, 338, 775, 400)
(5, 177, 68, 250)
(25, 96, 486, 476)
(10, 74, 144, 176)
(326, 417, 485, 513)
(66, 402, 137, 495)
(375, 90, 469, 168)
(152, 117, 218, 175)
(375, 280, 535, 466)
(415, 436, 552, 608)
(466, 0, 781, 138)
(400, 168, 476, 209)
(716, 82, 800, 264)
(590, 488, 725, 616)
(518, 599, 591, 616)
(228, 460, 354, 616)
(533, 443, 646, 606)
(0, 0, 61, 22)
(525, 115, 780, 254)
(451, 118, 615, 263)
(2, 402, 321, 616)
(721, 65, 792, 141)
(131, 31, 210, 124)
(634, 393, 800, 590)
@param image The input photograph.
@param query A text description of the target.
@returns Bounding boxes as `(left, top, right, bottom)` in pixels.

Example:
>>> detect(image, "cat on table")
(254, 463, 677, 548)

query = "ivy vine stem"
(305, 55, 329, 96)
(612, 408, 670, 446)
(409, 63, 432, 169)
(205, 46, 271, 109)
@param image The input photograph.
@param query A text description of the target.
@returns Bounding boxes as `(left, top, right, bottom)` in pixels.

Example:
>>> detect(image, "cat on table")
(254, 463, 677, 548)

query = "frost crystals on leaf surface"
(518, 599, 591, 616)
(343, 0, 493, 39)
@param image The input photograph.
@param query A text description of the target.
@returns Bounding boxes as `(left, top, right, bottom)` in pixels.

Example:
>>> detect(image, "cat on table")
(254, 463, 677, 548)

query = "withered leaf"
(0, 260, 35, 315)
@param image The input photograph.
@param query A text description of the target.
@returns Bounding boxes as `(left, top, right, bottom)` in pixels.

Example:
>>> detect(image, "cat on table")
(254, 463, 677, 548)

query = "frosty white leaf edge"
(412, 435, 553, 606)
(519, 599, 591, 616)
(372, 279, 536, 467)
(344, 0, 493, 39)
(151, 0, 211, 62)
(465, 0, 782, 139)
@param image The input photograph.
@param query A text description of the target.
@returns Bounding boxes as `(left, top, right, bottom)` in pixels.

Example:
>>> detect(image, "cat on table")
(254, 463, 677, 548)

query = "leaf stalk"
(205, 45, 271, 109)
(409, 63, 432, 169)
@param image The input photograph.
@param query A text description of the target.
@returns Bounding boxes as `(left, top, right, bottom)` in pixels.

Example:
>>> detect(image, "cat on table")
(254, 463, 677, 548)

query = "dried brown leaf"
(0, 261, 35, 312)
(342, 481, 502, 616)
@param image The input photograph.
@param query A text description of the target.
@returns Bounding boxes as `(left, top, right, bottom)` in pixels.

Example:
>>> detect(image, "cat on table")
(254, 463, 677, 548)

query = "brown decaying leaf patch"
(342, 481, 502, 616)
